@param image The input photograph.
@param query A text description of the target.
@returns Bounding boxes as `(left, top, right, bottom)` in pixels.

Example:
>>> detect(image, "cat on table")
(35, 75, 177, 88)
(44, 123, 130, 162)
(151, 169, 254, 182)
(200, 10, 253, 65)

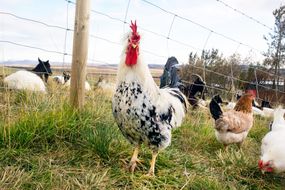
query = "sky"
(0, 0, 285, 66)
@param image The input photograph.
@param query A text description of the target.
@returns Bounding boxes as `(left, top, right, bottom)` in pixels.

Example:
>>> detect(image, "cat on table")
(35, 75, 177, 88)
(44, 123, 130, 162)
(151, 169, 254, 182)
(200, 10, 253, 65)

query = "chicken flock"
(112, 21, 285, 176)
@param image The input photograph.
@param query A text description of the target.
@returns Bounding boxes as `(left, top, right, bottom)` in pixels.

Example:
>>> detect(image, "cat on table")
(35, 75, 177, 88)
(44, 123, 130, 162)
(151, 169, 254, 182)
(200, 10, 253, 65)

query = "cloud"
(0, 0, 282, 65)
(1, 0, 33, 6)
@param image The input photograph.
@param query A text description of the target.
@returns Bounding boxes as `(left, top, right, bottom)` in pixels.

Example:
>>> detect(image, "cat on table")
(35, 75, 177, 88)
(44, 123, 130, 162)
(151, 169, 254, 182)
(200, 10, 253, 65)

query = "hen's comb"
(130, 20, 138, 34)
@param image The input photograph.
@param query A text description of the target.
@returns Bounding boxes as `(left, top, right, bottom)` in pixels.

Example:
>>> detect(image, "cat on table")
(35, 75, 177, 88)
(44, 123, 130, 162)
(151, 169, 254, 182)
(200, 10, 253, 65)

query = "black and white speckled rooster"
(112, 21, 188, 176)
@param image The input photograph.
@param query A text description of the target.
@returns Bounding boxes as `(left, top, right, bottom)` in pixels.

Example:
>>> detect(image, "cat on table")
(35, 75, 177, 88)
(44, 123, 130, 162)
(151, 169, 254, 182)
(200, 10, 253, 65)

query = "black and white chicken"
(112, 21, 188, 176)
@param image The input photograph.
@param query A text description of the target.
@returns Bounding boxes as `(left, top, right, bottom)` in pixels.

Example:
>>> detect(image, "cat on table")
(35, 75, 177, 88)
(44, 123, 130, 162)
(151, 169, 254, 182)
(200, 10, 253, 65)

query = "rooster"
(259, 107, 285, 173)
(209, 93, 254, 147)
(112, 21, 188, 176)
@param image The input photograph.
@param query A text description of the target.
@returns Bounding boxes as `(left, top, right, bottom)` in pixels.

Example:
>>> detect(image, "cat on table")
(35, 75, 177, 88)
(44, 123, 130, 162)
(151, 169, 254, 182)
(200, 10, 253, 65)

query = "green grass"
(0, 85, 284, 189)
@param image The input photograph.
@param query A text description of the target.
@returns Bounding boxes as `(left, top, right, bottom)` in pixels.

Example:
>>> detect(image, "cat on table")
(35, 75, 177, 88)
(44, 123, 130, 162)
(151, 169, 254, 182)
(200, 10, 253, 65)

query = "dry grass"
(0, 70, 284, 189)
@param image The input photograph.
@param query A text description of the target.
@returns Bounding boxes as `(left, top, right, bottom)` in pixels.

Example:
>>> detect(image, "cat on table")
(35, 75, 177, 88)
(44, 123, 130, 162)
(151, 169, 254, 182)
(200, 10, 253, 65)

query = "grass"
(0, 83, 284, 189)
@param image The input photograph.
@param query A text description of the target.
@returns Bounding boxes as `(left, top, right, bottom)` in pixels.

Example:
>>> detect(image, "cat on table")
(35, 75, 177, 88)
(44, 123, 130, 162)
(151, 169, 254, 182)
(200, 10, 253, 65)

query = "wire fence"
(180, 63, 285, 106)
(215, 0, 273, 31)
(0, 0, 284, 110)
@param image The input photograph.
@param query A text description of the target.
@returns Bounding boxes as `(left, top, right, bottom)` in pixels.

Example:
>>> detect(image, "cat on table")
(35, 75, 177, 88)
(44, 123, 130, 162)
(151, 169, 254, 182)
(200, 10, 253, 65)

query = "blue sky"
(0, 0, 284, 66)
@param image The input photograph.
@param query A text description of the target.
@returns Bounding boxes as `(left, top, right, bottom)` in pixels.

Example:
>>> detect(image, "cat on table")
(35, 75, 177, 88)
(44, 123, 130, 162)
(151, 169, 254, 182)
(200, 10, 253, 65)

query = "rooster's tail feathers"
(168, 88, 189, 112)
(273, 106, 285, 119)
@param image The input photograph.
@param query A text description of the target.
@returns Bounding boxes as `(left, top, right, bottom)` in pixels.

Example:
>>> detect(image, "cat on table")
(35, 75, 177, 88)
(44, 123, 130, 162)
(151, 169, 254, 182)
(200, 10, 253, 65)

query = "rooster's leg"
(147, 151, 158, 176)
(237, 142, 243, 149)
(128, 146, 140, 172)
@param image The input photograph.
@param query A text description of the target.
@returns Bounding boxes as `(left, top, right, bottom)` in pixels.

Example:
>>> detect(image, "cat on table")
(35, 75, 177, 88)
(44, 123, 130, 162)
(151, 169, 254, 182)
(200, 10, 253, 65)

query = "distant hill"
(0, 60, 38, 67)
(0, 60, 164, 69)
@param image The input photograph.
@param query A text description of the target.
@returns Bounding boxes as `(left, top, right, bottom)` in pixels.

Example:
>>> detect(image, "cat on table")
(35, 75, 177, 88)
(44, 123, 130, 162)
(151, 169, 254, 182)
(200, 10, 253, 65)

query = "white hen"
(259, 106, 285, 173)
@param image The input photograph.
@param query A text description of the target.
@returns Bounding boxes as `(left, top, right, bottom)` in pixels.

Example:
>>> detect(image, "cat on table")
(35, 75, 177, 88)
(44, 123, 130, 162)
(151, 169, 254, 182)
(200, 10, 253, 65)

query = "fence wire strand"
(215, 0, 273, 31)
(0, 0, 284, 109)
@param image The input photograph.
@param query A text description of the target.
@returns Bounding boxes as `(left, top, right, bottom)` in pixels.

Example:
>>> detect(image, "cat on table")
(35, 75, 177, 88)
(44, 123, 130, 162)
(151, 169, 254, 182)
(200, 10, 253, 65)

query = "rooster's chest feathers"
(112, 81, 171, 149)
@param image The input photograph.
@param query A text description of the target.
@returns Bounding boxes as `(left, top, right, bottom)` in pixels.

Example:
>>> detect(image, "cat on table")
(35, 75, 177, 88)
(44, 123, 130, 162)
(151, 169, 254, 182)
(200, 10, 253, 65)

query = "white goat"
(4, 70, 46, 93)
(64, 79, 91, 91)
(97, 79, 115, 92)
(52, 76, 65, 84)
(52, 71, 71, 85)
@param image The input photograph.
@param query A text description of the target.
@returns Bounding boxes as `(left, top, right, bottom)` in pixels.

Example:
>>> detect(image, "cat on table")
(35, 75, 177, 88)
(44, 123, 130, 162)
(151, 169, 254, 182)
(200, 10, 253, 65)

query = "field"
(0, 67, 284, 189)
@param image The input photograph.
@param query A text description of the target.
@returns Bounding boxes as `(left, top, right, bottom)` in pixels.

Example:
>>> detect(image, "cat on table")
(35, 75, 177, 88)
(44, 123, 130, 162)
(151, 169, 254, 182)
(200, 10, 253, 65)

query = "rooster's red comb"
(130, 20, 138, 35)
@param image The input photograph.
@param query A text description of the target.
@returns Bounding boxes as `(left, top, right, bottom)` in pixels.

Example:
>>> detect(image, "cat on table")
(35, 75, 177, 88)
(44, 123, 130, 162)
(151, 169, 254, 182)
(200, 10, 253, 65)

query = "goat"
(52, 71, 71, 84)
(52, 71, 90, 91)
(63, 76, 91, 92)
(4, 70, 46, 93)
(31, 58, 52, 82)
(3, 58, 51, 93)
(95, 76, 115, 93)
(64, 80, 91, 91)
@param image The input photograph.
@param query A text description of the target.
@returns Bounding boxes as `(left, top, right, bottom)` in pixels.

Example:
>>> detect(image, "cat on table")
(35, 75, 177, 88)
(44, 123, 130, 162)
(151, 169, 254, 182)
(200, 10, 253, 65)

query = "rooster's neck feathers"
(117, 22, 159, 98)
(234, 94, 253, 113)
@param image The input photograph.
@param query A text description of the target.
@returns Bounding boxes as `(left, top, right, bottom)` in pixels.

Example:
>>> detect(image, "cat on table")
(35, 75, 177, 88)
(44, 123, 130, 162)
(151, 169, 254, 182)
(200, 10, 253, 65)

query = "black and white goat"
(31, 58, 52, 82)
(52, 71, 71, 84)
(52, 71, 91, 91)
(3, 58, 51, 93)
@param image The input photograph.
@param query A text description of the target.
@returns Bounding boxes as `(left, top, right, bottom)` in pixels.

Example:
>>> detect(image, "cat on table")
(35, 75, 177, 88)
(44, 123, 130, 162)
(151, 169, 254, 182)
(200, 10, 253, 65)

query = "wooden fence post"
(70, 0, 91, 109)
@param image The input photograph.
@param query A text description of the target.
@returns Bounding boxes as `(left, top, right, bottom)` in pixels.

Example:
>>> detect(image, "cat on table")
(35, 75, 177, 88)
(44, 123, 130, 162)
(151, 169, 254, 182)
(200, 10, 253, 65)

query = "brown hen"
(209, 94, 254, 147)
